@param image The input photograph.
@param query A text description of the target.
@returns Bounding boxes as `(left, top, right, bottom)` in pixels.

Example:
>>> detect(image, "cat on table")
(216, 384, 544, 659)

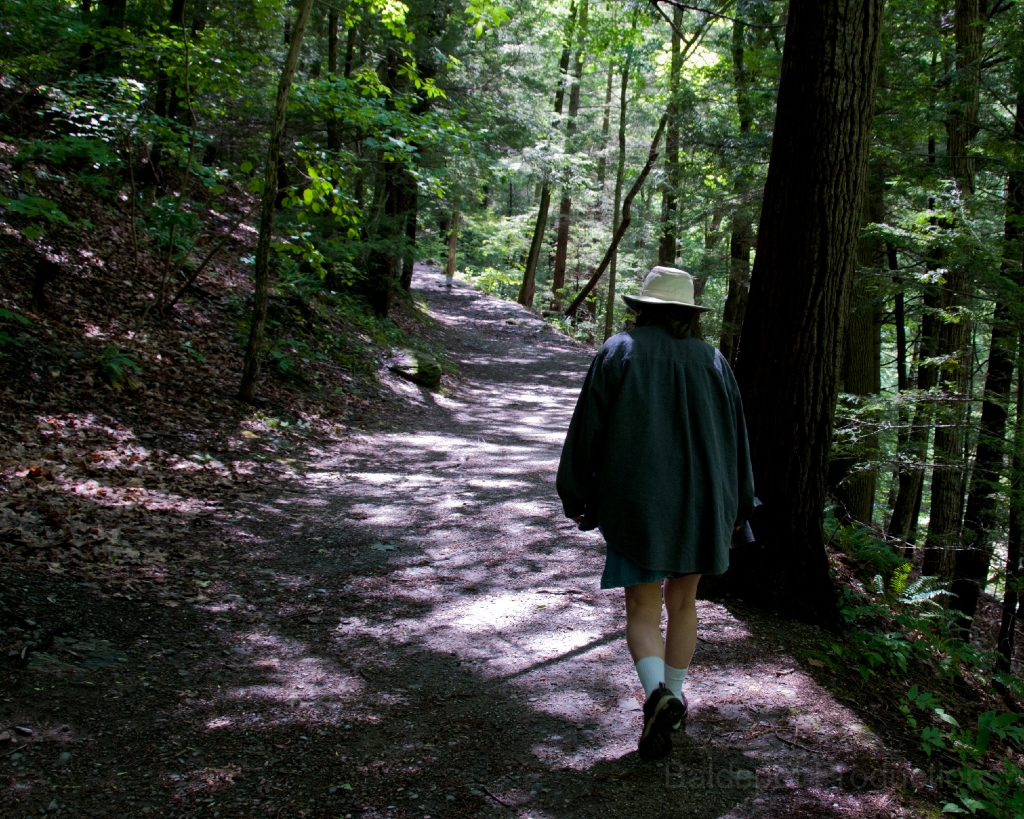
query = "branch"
(563, 114, 668, 318)
(652, 0, 786, 29)
(167, 201, 258, 308)
(648, 0, 718, 62)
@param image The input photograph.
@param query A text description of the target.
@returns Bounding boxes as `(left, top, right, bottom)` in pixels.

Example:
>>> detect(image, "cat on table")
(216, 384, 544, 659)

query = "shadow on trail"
(2, 267, 918, 819)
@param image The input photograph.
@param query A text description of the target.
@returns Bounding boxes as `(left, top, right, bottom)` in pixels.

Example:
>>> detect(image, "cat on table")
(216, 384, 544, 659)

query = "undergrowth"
(811, 521, 1024, 817)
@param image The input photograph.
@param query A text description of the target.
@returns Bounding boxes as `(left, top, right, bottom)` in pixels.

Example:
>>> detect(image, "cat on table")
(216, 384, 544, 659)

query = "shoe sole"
(638, 696, 686, 761)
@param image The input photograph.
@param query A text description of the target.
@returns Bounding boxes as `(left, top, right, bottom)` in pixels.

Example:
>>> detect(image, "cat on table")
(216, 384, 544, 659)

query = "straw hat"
(622, 266, 712, 312)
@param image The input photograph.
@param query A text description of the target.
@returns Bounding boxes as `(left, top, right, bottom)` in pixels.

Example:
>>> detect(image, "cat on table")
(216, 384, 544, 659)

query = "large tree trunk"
(657, 6, 683, 266)
(718, 1, 754, 365)
(551, 0, 588, 308)
(728, 0, 884, 628)
(952, 87, 1024, 626)
(922, 0, 983, 580)
(238, 0, 316, 402)
(518, 2, 577, 307)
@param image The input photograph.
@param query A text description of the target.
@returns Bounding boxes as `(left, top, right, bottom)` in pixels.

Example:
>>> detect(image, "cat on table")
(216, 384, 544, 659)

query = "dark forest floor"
(1, 264, 945, 818)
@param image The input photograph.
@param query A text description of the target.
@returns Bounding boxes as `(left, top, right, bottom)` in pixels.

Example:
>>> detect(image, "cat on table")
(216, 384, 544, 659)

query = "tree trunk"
(238, 0, 316, 403)
(344, 22, 357, 78)
(889, 130, 943, 548)
(563, 114, 666, 319)
(718, 4, 754, 366)
(922, 0, 983, 580)
(727, 0, 884, 628)
(445, 210, 459, 284)
(518, 2, 577, 307)
(596, 62, 614, 189)
(400, 185, 419, 291)
(996, 339, 1024, 674)
(888, 291, 941, 544)
(952, 87, 1024, 626)
(327, 10, 340, 151)
(604, 50, 631, 339)
(96, 0, 127, 73)
(552, 0, 588, 308)
(657, 6, 682, 266)
(78, 0, 95, 73)
(833, 167, 885, 525)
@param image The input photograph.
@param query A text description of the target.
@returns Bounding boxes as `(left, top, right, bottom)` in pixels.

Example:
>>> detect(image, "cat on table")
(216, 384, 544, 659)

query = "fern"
(898, 576, 950, 610)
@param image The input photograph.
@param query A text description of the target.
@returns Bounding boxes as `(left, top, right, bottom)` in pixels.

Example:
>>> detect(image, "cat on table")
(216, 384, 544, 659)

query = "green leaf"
(303, 189, 314, 205)
(240, 160, 253, 174)
(941, 804, 966, 814)
(0, 308, 31, 326)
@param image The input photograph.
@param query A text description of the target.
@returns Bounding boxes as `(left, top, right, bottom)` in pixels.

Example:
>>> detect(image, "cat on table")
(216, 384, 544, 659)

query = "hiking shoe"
(638, 683, 686, 761)
(672, 691, 688, 731)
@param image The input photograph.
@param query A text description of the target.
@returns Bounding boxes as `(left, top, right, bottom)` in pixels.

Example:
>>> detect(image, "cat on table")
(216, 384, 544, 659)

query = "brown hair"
(633, 303, 703, 340)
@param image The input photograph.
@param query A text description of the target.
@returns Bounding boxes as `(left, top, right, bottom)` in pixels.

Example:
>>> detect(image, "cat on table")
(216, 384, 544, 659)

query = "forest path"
(216, 264, 915, 819)
(3, 265, 922, 819)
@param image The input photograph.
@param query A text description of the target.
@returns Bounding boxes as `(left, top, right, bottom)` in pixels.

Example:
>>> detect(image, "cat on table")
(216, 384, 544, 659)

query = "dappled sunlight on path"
(1, 265, 922, 819)
(192, 266, 920, 818)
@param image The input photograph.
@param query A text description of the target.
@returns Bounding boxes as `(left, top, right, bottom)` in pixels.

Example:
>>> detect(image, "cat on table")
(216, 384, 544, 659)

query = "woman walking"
(557, 266, 755, 761)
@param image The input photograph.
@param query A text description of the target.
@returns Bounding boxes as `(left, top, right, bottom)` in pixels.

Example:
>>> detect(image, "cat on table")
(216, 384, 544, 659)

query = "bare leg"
(624, 582, 665, 662)
(663, 574, 701, 669)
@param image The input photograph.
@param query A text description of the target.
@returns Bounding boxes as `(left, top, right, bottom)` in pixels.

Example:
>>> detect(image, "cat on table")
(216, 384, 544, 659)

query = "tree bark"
(552, 0, 588, 308)
(952, 86, 1024, 626)
(518, 2, 577, 307)
(922, 0, 983, 580)
(658, 6, 683, 266)
(727, 0, 884, 628)
(238, 0, 316, 402)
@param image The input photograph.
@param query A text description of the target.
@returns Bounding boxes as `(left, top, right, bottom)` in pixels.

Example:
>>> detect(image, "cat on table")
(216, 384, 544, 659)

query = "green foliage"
(901, 686, 1024, 817)
(835, 521, 913, 590)
(460, 265, 522, 300)
(96, 345, 141, 392)
(0, 307, 32, 348)
(0, 194, 75, 239)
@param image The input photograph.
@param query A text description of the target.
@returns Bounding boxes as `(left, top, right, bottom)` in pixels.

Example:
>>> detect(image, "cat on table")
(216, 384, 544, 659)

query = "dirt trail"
(2, 265, 922, 818)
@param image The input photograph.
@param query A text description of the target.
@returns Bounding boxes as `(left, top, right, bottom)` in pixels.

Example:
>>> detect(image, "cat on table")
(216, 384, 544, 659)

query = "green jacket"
(557, 324, 755, 575)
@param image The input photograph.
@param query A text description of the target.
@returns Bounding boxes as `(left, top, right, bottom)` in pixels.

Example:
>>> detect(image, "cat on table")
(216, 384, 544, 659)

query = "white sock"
(665, 664, 688, 699)
(634, 656, 665, 698)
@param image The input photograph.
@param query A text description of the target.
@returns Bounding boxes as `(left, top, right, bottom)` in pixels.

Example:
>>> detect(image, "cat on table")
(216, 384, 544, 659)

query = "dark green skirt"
(599, 546, 697, 589)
